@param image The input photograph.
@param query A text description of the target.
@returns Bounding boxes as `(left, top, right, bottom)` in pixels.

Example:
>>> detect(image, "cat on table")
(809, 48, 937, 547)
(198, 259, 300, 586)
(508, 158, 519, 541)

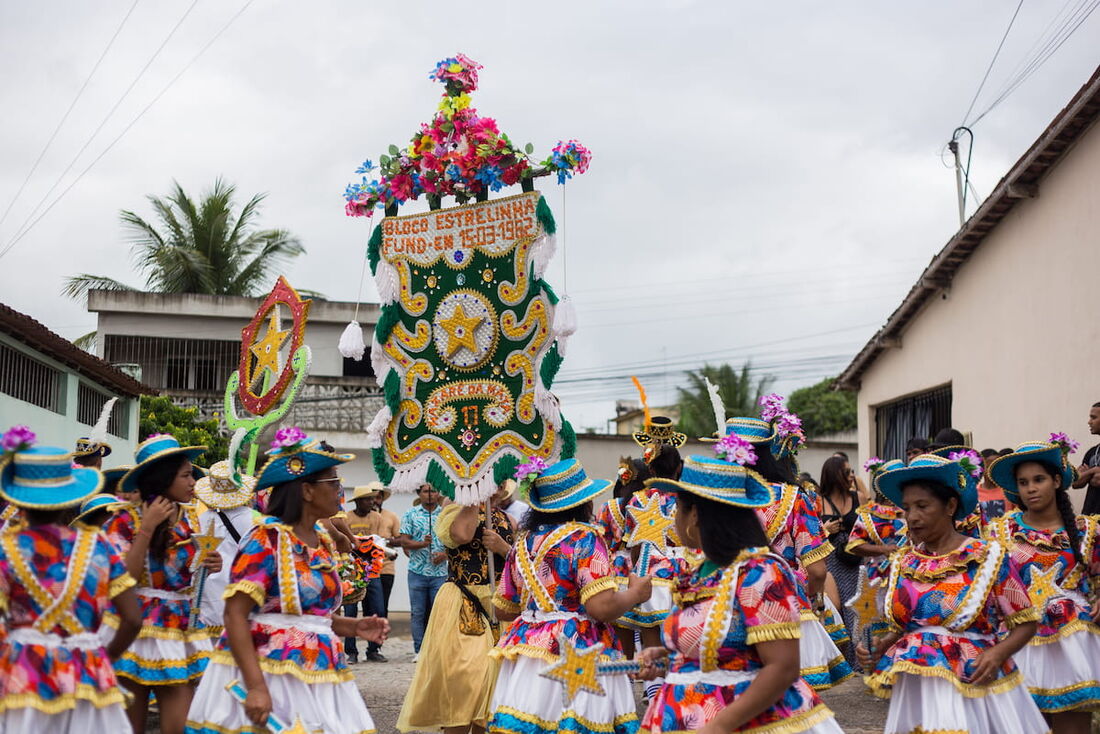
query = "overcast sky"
(1, 1, 1097, 430)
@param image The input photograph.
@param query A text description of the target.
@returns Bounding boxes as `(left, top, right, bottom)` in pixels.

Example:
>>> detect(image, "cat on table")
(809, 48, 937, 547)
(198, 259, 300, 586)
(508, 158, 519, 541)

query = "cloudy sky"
(1, 1, 1097, 430)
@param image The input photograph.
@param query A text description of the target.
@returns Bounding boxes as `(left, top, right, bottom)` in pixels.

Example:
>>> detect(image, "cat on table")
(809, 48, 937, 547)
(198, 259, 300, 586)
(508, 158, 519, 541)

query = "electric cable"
(961, 0, 1027, 126)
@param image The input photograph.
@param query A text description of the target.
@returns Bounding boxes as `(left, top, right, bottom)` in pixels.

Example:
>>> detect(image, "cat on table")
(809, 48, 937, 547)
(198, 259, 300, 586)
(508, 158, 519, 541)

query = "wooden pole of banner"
(484, 496, 498, 623)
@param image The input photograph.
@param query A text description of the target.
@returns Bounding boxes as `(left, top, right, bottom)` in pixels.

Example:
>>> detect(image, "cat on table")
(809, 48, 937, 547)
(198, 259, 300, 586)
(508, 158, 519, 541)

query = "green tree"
(139, 395, 228, 465)
(676, 363, 775, 438)
(787, 377, 857, 437)
(64, 179, 307, 350)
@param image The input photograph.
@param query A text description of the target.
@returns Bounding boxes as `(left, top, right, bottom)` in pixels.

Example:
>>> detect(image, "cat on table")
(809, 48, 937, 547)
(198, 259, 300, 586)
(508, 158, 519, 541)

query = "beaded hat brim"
(0, 462, 103, 510)
(255, 443, 355, 490)
(645, 457, 775, 508)
(72, 494, 128, 523)
(874, 456, 977, 520)
(987, 444, 1077, 507)
(120, 446, 206, 495)
(528, 477, 610, 512)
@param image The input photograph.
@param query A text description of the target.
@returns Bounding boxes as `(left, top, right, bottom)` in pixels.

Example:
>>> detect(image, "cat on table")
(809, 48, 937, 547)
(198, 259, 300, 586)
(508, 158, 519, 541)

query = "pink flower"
(948, 450, 983, 479)
(271, 427, 308, 450)
(2, 425, 36, 453)
(774, 411, 803, 439)
(758, 394, 786, 422)
(1049, 432, 1080, 455)
(863, 456, 884, 474)
(715, 433, 757, 466)
(513, 456, 549, 480)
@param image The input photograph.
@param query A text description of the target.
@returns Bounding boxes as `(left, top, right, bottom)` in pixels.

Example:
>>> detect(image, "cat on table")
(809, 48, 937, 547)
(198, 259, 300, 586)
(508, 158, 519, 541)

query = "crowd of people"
(1, 397, 1100, 733)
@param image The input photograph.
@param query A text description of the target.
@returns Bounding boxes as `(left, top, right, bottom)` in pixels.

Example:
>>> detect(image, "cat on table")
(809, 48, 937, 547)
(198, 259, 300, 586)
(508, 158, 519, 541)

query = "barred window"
(77, 382, 129, 439)
(875, 385, 952, 461)
(0, 341, 64, 413)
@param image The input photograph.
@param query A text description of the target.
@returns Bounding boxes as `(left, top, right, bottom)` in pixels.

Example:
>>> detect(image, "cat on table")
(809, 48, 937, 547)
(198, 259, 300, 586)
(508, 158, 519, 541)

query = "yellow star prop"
(848, 566, 880, 629)
(439, 304, 485, 358)
(192, 522, 222, 564)
(541, 634, 606, 704)
(283, 715, 313, 734)
(627, 493, 674, 552)
(1027, 562, 1064, 610)
(250, 310, 289, 382)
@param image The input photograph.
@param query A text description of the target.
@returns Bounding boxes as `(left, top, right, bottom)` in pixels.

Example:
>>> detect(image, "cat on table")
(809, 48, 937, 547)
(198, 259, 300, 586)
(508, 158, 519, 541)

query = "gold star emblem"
(848, 566, 880, 628)
(283, 716, 313, 734)
(439, 304, 485, 359)
(1027, 562, 1064, 610)
(540, 634, 606, 704)
(249, 310, 289, 383)
(627, 493, 674, 552)
(193, 521, 222, 565)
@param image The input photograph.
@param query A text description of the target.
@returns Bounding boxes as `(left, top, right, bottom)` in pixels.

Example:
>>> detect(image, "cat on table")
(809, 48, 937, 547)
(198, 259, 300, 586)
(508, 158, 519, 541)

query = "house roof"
(0, 302, 155, 397)
(836, 64, 1100, 390)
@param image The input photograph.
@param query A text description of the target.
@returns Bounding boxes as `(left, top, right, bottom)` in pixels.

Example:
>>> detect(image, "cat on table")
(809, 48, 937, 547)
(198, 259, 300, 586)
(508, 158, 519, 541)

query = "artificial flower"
(271, 426, 308, 450)
(758, 393, 786, 422)
(862, 456, 885, 474)
(774, 412, 804, 440)
(715, 433, 757, 466)
(1049, 431, 1080, 454)
(1, 425, 36, 453)
(947, 450, 983, 479)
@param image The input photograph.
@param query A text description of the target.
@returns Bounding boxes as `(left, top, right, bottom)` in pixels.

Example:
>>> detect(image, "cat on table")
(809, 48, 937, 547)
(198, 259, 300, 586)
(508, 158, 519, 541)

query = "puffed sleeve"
(993, 548, 1039, 628)
(493, 546, 522, 613)
(792, 492, 833, 566)
(435, 504, 464, 549)
(740, 557, 802, 645)
(223, 524, 277, 609)
(103, 507, 137, 555)
(102, 536, 136, 598)
(594, 500, 620, 550)
(574, 528, 618, 604)
(1082, 516, 1100, 579)
(846, 509, 873, 552)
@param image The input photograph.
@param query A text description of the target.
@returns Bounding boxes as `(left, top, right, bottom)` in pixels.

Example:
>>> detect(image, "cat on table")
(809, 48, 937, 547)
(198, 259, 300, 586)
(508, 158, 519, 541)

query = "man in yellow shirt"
(346, 482, 401, 662)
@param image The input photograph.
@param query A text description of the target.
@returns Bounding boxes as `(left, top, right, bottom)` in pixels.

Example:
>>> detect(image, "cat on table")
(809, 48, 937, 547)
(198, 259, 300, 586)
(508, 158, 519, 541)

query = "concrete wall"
(855, 118, 1100, 473)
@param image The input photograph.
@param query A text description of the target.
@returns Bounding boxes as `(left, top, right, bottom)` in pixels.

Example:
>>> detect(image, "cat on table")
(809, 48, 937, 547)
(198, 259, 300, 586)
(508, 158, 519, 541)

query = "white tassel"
(552, 295, 577, 357)
(530, 233, 557, 279)
(454, 473, 496, 506)
(389, 457, 431, 492)
(89, 397, 117, 444)
(338, 321, 366, 360)
(365, 406, 392, 449)
(535, 382, 563, 431)
(704, 376, 727, 437)
(376, 260, 400, 305)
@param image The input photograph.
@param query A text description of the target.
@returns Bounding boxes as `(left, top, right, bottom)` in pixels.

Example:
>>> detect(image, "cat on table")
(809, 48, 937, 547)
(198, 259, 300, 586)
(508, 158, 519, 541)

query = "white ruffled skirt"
(799, 616, 854, 690)
(102, 612, 212, 686)
(488, 654, 638, 734)
(620, 583, 672, 629)
(1016, 627, 1100, 712)
(884, 672, 1050, 734)
(185, 655, 376, 734)
(0, 699, 130, 732)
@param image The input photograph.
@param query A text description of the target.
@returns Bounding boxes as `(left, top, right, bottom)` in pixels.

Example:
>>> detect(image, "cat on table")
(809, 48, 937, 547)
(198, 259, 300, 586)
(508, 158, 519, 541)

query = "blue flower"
(446, 163, 463, 182)
(355, 159, 375, 174)
(475, 165, 504, 192)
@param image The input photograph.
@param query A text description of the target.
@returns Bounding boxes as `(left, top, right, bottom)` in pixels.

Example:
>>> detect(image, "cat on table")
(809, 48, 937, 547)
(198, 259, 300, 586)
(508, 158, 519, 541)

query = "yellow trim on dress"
(866, 662, 1025, 699)
(1026, 679, 1100, 713)
(224, 579, 267, 607)
(1031, 618, 1100, 645)
(109, 572, 137, 598)
(492, 594, 522, 613)
(491, 704, 636, 733)
(940, 541, 1003, 631)
(639, 702, 836, 734)
(578, 577, 618, 604)
(0, 686, 127, 714)
(490, 643, 571, 663)
(206, 649, 354, 684)
(1005, 605, 1040, 628)
(746, 622, 802, 645)
(185, 717, 374, 734)
(800, 539, 833, 567)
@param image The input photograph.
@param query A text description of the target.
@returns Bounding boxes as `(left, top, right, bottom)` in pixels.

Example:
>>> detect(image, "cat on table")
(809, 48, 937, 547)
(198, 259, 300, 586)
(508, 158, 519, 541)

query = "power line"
(961, 0, 1027, 126)
(0, 0, 142, 231)
(0, 0, 257, 262)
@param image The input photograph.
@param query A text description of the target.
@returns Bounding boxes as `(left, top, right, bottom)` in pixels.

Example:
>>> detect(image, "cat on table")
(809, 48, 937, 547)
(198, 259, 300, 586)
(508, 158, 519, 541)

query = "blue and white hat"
(528, 459, 610, 512)
(101, 465, 132, 490)
(646, 455, 775, 508)
(255, 428, 354, 490)
(874, 454, 977, 520)
(72, 493, 128, 524)
(1, 432, 103, 510)
(988, 440, 1077, 507)
(120, 434, 207, 495)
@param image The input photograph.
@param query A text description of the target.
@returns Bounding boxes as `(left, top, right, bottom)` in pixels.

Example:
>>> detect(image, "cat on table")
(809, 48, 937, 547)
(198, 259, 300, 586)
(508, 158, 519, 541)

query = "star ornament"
(541, 634, 606, 704)
(250, 310, 290, 384)
(847, 566, 880, 628)
(439, 303, 485, 358)
(1027, 562, 1065, 610)
(627, 493, 674, 552)
(192, 521, 222, 565)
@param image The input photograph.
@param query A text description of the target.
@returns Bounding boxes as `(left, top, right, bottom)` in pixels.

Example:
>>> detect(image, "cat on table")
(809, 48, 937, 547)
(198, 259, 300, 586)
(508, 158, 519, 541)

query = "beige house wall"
(855, 117, 1100, 464)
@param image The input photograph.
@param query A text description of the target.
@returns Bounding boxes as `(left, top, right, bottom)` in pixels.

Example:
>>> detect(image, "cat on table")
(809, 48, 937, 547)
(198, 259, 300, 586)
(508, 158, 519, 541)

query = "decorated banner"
(347, 54, 590, 502)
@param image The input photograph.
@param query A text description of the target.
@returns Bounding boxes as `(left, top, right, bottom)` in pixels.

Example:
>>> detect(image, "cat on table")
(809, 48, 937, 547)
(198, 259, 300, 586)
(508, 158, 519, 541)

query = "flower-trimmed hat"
(1, 426, 103, 509)
(527, 458, 610, 512)
(987, 434, 1079, 507)
(703, 416, 777, 445)
(195, 460, 257, 510)
(632, 416, 687, 449)
(255, 427, 354, 491)
(120, 434, 207, 495)
(72, 493, 128, 524)
(645, 455, 775, 508)
(874, 454, 977, 520)
(862, 457, 905, 502)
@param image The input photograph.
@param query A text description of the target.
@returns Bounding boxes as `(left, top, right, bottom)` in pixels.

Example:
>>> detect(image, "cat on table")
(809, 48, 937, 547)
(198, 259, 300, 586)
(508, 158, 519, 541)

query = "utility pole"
(948, 138, 966, 228)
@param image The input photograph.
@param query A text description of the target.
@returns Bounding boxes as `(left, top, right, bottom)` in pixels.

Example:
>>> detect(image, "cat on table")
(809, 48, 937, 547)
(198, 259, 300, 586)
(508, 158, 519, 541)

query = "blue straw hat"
(120, 434, 207, 495)
(1, 446, 103, 510)
(102, 465, 132, 490)
(72, 493, 128, 524)
(646, 454, 775, 508)
(255, 432, 354, 490)
(874, 454, 977, 520)
(987, 441, 1077, 507)
(528, 458, 610, 512)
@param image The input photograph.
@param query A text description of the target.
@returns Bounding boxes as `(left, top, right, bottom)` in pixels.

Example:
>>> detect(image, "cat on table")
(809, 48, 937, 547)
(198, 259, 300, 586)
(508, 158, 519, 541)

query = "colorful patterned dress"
(621, 487, 679, 628)
(0, 523, 135, 729)
(489, 521, 637, 734)
(985, 512, 1100, 712)
(640, 550, 843, 734)
(101, 502, 211, 685)
(185, 516, 375, 734)
(845, 501, 907, 639)
(756, 482, 852, 689)
(867, 537, 1048, 734)
(594, 497, 633, 581)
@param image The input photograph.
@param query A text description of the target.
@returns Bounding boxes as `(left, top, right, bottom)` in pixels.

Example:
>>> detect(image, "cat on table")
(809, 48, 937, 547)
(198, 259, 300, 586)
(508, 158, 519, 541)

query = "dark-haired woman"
(595, 456, 648, 655)
(488, 458, 651, 734)
(637, 454, 843, 733)
(185, 429, 385, 733)
(103, 435, 219, 734)
(859, 454, 1046, 734)
(817, 455, 863, 663)
(986, 439, 1100, 734)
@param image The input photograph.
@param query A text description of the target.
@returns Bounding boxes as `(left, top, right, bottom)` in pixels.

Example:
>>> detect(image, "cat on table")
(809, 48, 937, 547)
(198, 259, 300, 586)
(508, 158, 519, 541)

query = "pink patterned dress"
(594, 497, 633, 580)
(640, 550, 842, 733)
(621, 487, 680, 627)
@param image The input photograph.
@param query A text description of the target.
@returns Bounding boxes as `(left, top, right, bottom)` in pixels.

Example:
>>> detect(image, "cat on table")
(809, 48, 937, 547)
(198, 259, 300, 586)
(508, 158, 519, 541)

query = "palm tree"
(676, 362, 776, 438)
(64, 179, 306, 350)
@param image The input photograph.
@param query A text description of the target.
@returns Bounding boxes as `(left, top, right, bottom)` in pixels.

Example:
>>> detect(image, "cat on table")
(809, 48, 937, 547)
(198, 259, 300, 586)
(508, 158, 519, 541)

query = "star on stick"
(439, 304, 485, 358)
(1026, 562, 1064, 610)
(846, 565, 880, 629)
(192, 522, 222, 564)
(250, 310, 290, 383)
(627, 493, 674, 553)
(541, 634, 607, 704)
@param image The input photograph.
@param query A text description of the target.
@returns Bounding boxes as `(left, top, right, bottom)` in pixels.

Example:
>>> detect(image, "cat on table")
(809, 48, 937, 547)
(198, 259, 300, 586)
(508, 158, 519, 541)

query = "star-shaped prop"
(1027, 561, 1065, 610)
(250, 310, 290, 384)
(439, 304, 485, 358)
(627, 493, 674, 553)
(541, 634, 607, 705)
(846, 565, 880, 629)
(192, 522, 222, 564)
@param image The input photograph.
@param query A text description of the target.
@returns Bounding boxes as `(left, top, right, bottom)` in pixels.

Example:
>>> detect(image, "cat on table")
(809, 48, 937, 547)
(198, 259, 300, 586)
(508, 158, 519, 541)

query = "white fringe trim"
(376, 259, 400, 305)
(454, 473, 498, 505)
(338, 321, 366, 360)
(535, 382, 563, 431)
(389, 457, 432, 492)
(365, 407, 391, 449)
(530, 233, 557, 280)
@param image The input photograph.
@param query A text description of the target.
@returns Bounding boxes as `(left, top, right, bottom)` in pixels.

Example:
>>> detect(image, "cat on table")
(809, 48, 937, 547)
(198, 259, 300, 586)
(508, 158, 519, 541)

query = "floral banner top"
(755, 483, 832, 610)
(492, 522, 623, 661)
(984, 511, 1100, 641)
(0, 524, 135, 713)
(218, 516, 348, 683)
(642, 550, 833, 734)
(868, 537, 1038, 698)
(623, 487, 680, 581)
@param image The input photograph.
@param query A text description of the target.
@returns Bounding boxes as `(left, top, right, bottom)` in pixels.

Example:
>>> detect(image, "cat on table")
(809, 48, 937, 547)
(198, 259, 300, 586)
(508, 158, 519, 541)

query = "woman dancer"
(637, 452, 843, 733)
(488, 458, 651, 734)
(104, 434, 219, 734)
(816, 455, 862, 662)
(859, 454, 1047, 734)
(595, 456, 647, 655)
(0, 427, 141, 731)
(186, 429, 385, 733)
(986, 437, 1100, 733)
(398, 498, 513, 734)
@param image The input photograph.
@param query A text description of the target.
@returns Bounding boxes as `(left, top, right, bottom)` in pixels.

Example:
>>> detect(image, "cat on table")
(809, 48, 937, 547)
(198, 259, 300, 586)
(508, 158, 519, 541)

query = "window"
(103, 335, 237, 393)
(875, 385, 952, 461)
(0, 342, 64, 413)
(77, 383, 129, 439)
(342, 351, 375, 378)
